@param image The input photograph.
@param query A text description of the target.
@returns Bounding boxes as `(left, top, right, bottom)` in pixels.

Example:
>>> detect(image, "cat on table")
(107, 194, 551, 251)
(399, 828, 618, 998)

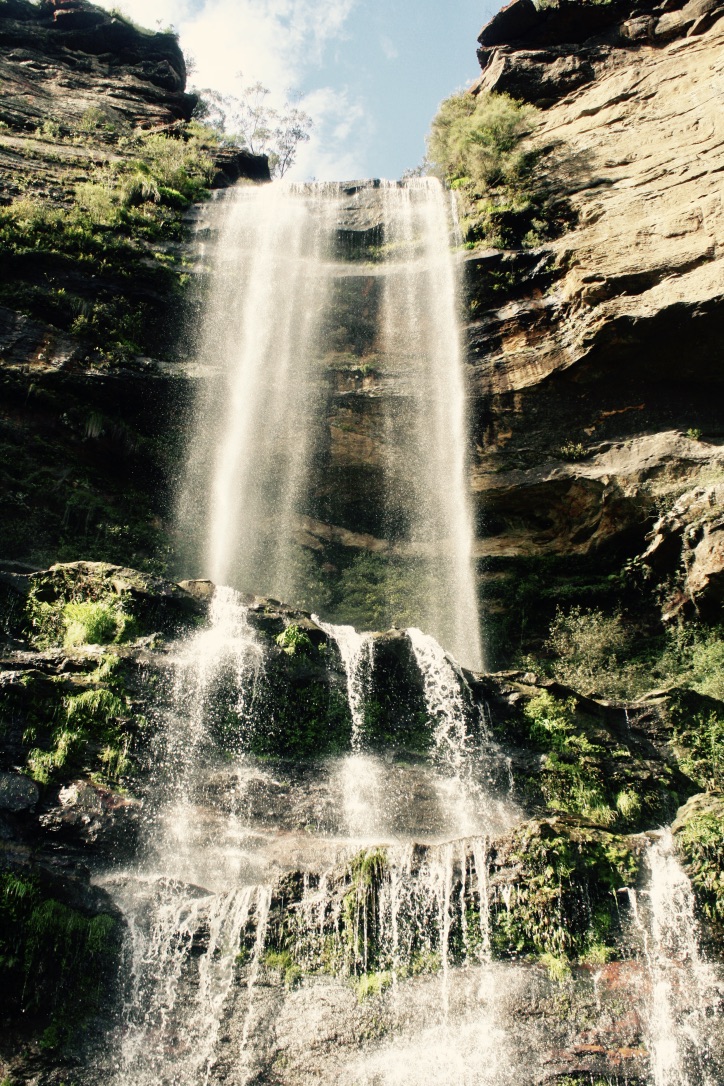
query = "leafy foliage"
(490, 820, 639, 960)
(193, 81, 312, 177)
(427, 91, 564, 249)
(0, 873, 119, 1047)
(0, 127, 215, 362)
(677, 800, 724, 929)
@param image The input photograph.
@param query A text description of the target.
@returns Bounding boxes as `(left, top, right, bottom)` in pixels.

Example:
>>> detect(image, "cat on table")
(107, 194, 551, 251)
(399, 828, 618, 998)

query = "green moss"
(27, 686, 127, 785)
(353, 970, 393, 1001)
(63, 599, 137, 647)
(490, 819, 639, 960)
(263, 949, 302, 989)
(0, 873, 120, 1048)
(676, 799, 724, 929)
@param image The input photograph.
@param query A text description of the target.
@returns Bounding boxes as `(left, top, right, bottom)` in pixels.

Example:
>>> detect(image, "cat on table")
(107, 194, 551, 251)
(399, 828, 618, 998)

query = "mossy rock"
(673, 792, 724, 940)
(8, 561, 203, 648)
(488, 815, 643, 962)
(0, 860, 122, 1050)
(475, 677, 692, 831)
(359, 632, 430, 753)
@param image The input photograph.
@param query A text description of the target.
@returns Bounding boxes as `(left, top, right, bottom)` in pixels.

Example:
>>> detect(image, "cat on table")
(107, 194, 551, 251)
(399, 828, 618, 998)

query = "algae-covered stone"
(673, 792, 724, 937)
(488, 815, 643, 961)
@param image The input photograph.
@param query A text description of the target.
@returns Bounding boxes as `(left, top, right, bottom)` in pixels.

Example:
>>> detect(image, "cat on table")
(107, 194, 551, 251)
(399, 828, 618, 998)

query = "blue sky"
(95, 0, 502, 179)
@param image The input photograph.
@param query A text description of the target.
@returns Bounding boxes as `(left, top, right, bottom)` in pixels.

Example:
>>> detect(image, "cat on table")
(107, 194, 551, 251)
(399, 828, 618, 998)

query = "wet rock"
(38, 778, 142, 854)
(0, 771, 38, 812)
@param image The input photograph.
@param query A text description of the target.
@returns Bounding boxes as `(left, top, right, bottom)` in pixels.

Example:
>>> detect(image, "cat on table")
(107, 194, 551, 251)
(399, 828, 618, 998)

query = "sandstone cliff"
(466, 0, 724, 656)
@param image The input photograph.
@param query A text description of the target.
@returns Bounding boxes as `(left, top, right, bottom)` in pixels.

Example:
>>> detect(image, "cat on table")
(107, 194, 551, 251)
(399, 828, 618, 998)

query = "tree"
(193, 80, 312, 178)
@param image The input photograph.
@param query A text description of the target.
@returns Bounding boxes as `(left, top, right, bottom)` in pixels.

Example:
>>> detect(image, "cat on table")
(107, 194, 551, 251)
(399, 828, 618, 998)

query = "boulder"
(0, 771, 38, 812)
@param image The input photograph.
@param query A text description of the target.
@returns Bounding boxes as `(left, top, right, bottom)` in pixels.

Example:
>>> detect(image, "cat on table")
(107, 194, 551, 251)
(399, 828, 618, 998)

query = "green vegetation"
(490, 819, 639, 960)
(559, 441, 587, 461)
(0, 124, 217, 363)
(27, 584, 137, 650)
(275, 624, 315, 656)
(676, 799, 724, 929)
(427, 91, 570, 249)
(263, 949, 302, 989)
(668, 691, 724, 792)
(331, 553, 432, 632)
(0, 873, 120, 1048)
(543, 604, 724, 709)
(515, 691, 677, 830)
(27, 681, 128, 786)
(353, 969, 393, 1001)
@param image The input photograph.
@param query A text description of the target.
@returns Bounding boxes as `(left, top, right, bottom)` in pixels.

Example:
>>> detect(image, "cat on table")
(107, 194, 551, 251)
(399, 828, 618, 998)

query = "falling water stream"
(629, 832, 722, 1086)
(178, 178, 482, 670)
(93, 176, 722, 1086)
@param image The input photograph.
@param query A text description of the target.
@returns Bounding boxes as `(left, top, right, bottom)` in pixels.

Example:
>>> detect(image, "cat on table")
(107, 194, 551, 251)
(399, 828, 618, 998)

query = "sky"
(94, 0, 503, 180)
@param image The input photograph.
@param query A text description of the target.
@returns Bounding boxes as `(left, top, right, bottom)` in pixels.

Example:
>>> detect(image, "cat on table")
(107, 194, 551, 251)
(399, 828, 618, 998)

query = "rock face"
(0, 0, 268, 575)
(464, 0, 724, 653)
(0, 0, 194, 131)
(2, 562, 721, 1085)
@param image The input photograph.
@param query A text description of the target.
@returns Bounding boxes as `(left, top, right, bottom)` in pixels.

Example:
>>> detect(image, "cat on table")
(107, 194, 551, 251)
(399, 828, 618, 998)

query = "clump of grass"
(353, 970, 393, 1001)
(63, 599, 136, 647)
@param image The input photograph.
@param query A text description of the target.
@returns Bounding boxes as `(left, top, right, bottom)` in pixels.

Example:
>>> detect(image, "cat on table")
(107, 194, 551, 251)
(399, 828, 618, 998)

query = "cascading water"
(179, 183, 340, 599)
(312, 615, 380, 838)
(407, 626, 514, 837)
(630, 832, 722, 1086)
(95, 177, 524, 1086)
(380, 180, 482, 671)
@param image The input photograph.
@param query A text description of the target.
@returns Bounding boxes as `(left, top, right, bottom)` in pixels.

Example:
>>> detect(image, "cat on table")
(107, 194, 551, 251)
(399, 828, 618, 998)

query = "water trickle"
(312, 615, 374, 749)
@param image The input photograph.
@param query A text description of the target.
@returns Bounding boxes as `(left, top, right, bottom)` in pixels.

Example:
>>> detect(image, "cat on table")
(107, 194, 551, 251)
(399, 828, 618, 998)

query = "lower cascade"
(76, 585, 722, 1086)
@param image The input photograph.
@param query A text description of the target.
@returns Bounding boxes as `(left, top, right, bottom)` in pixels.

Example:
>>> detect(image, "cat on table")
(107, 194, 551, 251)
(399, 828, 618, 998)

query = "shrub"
(676, 802, 724, 927)
(426, 91, 556, 249)
(546, 606, 649, 699)
(428, 92, 537, 192)
(559, 441, 587, 461)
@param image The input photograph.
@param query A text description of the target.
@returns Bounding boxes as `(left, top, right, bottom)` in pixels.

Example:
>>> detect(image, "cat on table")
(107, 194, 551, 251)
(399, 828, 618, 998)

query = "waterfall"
(312, 615, 374, 748)
(407, 627, 511, 837)
(99, 177, 498, 1084)
(380, 180, 482, 671)
(179, 183, 339, 599)
(631, 831, 721, 1086)
(178, 178, 481, 671)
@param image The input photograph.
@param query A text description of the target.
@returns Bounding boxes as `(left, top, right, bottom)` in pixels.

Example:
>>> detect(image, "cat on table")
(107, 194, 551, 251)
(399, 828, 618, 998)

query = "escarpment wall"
(463, 0, 724, 659)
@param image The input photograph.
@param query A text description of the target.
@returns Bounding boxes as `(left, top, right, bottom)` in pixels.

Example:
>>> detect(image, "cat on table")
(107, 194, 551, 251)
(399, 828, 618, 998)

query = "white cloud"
(380, 34, 398, 60)
(290, 85, 372, 181)
(94, 0, 365, 177)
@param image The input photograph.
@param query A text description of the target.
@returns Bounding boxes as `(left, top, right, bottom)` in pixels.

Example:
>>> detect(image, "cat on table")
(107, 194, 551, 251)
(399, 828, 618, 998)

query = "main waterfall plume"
(178, 178, 482, 670)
